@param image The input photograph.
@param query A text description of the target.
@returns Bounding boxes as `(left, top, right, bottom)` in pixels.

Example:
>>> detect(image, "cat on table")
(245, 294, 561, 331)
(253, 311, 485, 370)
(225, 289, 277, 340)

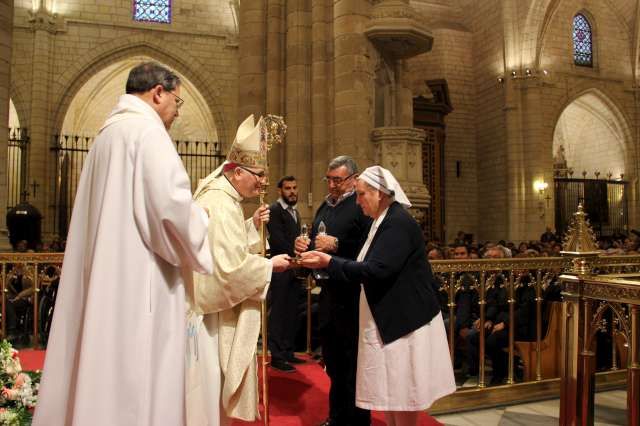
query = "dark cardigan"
(327, 202, 441, 344)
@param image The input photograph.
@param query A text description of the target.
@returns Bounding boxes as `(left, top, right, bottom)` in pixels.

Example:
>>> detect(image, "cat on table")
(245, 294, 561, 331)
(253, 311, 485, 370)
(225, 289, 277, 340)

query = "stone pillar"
(333, 0, 373, 168)
(371, 127, 430, 210)
(363, 0, 433, 211)
(310, 0, 331, 215)
(26, 8, 57, 236)
(0, 0, 13, 249)
(284, 0, 312, 217)
(238, 0, 267, 122)
(265, 0, 285, 181)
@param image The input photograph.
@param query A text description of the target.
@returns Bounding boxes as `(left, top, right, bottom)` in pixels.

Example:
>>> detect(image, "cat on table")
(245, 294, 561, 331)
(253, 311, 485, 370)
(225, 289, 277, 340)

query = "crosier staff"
(258, 114, 287, 426)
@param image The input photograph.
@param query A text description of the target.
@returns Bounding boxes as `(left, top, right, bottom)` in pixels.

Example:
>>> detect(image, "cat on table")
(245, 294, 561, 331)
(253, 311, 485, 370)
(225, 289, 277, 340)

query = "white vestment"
(355, 209, 456, 411)
(33, 94, 213, 426)
(186, 174, 272, 425)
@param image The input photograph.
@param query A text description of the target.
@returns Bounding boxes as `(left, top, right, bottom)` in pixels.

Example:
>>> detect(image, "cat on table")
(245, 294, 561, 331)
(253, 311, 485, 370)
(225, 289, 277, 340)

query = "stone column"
(238, 0, 267, 121)
(265, 0, 285, 181)
(363, 0, 433, 211)
(284, 0, 312, 217)
(0, 0, 13, 249)
(310, 0, 330, 215)
(333, 0, 373, 168)
(26, 8, 57, 236)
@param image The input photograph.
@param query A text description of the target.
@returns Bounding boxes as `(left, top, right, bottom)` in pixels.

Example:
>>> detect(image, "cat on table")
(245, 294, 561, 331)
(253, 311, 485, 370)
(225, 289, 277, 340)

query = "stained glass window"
(573, 14, 592, 67)
(133, 0, 171, 24)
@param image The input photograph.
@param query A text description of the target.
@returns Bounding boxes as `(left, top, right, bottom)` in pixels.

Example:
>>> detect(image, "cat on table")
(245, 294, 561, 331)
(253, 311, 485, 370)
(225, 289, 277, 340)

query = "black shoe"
(287, 355, 306, 364)
(271, 359, 296, 373)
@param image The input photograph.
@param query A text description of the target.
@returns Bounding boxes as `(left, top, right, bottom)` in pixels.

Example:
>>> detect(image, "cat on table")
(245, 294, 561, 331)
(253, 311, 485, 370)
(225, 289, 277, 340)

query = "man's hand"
(299, 251, 331, 269)
(491, 322, 505, 333)
(294, 236, 310, 255)
(271, 254, 292, 273)
(253, 204, 270, 229)
(474, 319, 493, 331)
(315, 234, 338, 253)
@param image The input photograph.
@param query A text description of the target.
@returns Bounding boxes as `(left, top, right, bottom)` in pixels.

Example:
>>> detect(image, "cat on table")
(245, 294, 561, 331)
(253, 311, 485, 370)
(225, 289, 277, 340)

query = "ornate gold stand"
(559, 205, 640, 426)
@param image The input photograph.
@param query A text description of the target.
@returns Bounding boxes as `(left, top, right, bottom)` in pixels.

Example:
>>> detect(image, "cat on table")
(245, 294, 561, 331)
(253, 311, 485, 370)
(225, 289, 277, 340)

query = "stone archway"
(52, 57, 223, 237)
(50, 37, 231, 145)
(553, 90, 631, 179)
(60, 56, 217, 142)
(552, 89, 634, 235)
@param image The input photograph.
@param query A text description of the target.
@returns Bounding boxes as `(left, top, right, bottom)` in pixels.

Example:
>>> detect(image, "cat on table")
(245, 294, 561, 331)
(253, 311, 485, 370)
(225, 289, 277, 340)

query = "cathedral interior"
(1, 1, 639, 424)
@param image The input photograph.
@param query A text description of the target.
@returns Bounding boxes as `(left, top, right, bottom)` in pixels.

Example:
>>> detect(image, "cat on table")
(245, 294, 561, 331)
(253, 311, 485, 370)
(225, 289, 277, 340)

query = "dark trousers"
(321, 300, 370, 426)
(268, 271, 304, 361)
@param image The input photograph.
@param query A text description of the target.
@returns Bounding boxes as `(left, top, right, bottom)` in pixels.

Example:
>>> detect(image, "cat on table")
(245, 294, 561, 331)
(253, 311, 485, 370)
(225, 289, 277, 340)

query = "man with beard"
(267, 176, 306, 372)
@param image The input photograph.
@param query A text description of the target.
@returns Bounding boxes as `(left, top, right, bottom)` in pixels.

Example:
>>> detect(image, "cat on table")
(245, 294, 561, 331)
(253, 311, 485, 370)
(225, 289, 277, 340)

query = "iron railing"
(50, 134, 225, 237)
(555, 178, 628, 237)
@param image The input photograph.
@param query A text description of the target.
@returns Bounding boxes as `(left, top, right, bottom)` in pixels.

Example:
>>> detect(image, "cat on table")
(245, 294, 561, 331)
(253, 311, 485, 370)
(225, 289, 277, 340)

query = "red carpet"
(234, 355, 442, 426)
(16, 348, 46, 372)
(17, 351, 442, 425)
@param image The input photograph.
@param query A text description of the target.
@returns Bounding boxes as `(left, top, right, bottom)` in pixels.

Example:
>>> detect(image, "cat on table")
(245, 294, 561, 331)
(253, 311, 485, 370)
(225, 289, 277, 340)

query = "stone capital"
(370, 126, 430, 208)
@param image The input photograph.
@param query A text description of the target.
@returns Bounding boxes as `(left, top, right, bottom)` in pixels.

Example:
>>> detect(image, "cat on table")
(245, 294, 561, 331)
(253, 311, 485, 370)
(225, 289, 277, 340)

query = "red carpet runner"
(18, 351, 442, 425)
(236, 355, 442, 426)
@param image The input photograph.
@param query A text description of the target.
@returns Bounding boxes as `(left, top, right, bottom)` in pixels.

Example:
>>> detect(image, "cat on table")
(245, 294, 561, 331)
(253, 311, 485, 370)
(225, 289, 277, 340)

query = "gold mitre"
(226, 114, 267, 169)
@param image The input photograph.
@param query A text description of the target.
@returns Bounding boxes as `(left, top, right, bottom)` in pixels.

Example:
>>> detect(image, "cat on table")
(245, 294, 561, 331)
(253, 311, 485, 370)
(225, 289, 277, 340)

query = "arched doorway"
(54, 57, 224, 237)
(6, 99, 29, 209)
(552, 91, 631, 236)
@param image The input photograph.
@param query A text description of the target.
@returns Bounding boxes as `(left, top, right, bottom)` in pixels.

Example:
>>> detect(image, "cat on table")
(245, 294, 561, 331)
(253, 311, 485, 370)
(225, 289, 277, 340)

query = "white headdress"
(358, 165, 412, 208)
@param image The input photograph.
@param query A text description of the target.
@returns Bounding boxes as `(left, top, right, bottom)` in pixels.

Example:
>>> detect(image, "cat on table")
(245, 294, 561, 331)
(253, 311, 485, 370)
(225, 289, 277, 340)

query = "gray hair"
(327, 155, 358, 175)
(126, 62, 181, 94)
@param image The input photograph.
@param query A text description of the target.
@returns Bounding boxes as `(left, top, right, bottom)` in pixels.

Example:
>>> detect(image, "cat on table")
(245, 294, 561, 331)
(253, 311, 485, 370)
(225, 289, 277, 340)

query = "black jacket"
(267, 201, 300, 257)
(326, 202, 441, 344)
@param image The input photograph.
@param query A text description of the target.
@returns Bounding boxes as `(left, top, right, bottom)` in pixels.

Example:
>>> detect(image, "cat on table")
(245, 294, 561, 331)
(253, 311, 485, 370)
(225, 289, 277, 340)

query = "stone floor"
(434, 389, 627, 425)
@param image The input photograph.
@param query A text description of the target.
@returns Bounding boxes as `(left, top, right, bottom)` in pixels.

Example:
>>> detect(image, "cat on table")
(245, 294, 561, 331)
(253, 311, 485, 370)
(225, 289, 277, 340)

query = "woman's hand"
(298, 250, 331, 269)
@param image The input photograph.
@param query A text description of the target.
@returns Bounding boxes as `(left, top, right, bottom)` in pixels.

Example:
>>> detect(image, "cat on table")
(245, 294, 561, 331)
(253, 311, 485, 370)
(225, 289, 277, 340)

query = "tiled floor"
(434, 389, 628, 426)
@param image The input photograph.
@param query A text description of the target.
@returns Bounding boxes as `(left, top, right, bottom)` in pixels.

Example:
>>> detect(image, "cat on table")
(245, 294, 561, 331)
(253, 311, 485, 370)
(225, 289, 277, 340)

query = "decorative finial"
(262, 115, 287, 150)
(561, 203, 600, 275)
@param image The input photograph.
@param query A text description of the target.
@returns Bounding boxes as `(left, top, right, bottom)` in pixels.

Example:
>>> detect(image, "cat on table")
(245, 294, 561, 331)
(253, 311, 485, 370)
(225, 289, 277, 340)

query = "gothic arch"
(552, 87, 634, 178)
(9, 84, 28, 130)
(50, 35, 232, 144)
(523, 0, 631, 70)
(552, 87, 632, 146)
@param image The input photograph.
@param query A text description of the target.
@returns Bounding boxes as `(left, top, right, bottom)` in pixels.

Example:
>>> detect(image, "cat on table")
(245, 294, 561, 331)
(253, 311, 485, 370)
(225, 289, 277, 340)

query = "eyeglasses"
(323, 173, 355, 185)
(239, 166, 266, 179)
(166, 91, 185, 109)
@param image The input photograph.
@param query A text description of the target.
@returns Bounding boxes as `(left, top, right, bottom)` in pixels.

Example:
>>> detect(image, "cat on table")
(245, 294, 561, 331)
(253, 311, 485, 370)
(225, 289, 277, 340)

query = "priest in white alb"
(185, 115, 291, 425)
(33, 62, 214, 426)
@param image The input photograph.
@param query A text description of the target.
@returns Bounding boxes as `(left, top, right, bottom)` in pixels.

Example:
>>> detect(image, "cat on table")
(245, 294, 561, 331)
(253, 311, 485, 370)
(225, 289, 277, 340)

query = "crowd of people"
(426, 227, 640, 261)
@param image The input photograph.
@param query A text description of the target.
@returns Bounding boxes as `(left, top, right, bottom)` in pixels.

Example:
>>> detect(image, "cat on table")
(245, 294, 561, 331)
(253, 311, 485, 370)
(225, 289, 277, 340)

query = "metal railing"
(50, 134, 225, 237)
(1, 252, 633, 412)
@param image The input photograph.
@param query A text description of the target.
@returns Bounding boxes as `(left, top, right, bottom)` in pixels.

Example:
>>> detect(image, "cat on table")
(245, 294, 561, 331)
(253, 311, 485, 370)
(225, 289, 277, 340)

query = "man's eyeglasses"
(323, 173, 355, 185)
(167, 91, 185, 109)
(239, 166, 266, 179)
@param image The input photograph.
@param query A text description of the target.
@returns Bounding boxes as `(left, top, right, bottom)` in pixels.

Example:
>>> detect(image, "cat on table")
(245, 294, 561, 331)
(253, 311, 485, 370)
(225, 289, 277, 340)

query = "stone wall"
(10, 0, 240, 236)
(0, 0, 13, 248)
(3, 0, 639, 243)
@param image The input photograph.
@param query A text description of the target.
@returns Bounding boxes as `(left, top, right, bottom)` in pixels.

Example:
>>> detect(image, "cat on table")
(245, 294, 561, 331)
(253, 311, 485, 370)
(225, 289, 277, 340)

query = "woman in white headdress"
(300, 166, 455, 426)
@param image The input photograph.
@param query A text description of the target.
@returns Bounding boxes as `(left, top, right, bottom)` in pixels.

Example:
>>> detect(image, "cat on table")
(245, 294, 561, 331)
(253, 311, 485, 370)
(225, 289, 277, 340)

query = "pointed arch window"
(133, 0, 171, 24)
(573, 14, 593, 67)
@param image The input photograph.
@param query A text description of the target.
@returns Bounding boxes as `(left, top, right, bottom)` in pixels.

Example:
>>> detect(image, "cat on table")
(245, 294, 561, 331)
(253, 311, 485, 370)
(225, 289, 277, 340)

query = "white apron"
(354, 209, 456, 411)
